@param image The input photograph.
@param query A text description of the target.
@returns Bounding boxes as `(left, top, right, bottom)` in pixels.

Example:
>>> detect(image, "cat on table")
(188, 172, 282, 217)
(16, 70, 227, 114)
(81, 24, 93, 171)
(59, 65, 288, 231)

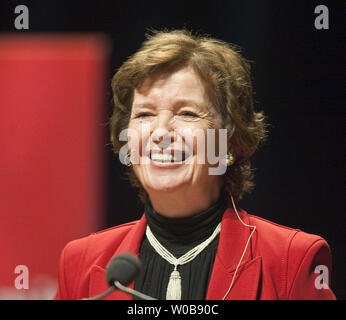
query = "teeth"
(151, 153, 175, 163)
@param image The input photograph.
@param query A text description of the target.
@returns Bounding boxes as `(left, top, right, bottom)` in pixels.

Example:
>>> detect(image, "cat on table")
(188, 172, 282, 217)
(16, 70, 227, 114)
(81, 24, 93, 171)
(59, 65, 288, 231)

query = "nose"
(151, 111, 174, 147)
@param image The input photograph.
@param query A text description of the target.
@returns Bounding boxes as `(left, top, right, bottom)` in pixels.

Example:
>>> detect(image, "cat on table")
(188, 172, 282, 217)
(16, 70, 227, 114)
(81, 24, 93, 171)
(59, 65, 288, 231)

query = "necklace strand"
(145, 222, 221, 300)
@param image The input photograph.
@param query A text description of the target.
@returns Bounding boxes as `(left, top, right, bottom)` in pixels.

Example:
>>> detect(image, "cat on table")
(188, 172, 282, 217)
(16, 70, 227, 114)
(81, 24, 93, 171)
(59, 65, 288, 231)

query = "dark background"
(1, 0, 345, 299)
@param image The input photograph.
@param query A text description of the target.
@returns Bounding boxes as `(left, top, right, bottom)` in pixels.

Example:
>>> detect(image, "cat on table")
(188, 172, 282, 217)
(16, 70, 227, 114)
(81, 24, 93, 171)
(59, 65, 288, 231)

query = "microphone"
(106, 252, 141, 287)
(106, 253, 156, 300)
(83, 253, 156, 300)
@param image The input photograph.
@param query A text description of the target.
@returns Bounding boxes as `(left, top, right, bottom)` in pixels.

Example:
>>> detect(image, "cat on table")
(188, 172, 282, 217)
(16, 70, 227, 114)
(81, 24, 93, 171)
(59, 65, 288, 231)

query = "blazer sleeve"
(53, 236, 91, 300)
(286, 231, 336, 300)
(53, 243, 68, 300)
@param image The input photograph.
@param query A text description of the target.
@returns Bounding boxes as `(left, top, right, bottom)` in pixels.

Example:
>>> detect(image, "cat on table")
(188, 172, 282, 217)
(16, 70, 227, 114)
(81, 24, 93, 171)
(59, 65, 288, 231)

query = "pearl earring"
(126, 149, 133, 167)
(226, 153, 234, 166)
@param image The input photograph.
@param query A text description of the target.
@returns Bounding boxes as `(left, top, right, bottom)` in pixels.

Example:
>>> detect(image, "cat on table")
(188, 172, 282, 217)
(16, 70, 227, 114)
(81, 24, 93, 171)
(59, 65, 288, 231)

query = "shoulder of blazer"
(247, 213, 330, 259)
(56, 219, 143, 299)
(57, 219, 141, 298)
(66, 219, 141, 263)
(246, 214, 333, 299)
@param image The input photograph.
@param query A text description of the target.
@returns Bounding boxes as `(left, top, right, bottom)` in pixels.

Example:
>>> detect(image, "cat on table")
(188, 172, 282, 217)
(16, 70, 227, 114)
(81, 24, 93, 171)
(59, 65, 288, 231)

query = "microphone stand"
(113, 281, 157, 300)
(82, 282, 157, 300)
(82, 287, 115, 300)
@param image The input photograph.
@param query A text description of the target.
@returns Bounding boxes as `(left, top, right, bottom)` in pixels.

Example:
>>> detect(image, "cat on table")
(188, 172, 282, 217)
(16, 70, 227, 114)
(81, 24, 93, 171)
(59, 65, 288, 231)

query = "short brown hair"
(110, 29, 268, 202)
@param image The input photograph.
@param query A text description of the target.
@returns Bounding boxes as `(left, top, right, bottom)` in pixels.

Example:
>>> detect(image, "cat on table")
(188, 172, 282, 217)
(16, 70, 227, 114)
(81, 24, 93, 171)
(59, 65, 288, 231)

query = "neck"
(147, 183, 223, 218)
(144, 191, 226, 246)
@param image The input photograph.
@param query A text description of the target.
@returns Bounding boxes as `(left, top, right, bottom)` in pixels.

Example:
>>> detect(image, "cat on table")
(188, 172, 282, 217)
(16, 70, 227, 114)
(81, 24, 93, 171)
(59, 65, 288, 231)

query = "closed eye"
(135, 112, 154, 118)
(179, 111, 198, 118)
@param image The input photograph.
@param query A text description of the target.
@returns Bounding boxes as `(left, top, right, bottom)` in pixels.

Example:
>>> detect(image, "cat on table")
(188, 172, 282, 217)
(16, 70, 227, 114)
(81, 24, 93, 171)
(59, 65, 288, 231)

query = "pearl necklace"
(145, 222, 221, 300)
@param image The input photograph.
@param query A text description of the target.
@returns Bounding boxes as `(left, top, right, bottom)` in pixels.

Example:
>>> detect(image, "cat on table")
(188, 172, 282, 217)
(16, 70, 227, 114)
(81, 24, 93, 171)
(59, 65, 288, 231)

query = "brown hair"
(110, 29, 268, 202)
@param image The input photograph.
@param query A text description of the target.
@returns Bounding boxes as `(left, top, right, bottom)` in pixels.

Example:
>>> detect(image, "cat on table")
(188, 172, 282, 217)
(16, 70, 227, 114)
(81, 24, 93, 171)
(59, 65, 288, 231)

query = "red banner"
(0, 34, 109, 299)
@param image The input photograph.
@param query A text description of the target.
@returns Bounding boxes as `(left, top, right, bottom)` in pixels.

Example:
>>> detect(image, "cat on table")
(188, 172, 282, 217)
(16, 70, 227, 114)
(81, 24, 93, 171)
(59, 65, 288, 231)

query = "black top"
(134, 194, 227, 300)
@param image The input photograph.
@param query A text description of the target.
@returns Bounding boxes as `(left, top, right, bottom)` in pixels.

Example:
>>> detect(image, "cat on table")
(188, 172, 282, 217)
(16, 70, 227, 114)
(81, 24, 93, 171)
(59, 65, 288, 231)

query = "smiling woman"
(54, 29, 336, 300)
(110, 30, 267, 207)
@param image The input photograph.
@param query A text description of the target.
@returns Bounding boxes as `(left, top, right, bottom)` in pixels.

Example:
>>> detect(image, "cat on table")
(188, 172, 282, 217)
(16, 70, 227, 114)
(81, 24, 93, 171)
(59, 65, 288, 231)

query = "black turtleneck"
(134, 194, 227, 300)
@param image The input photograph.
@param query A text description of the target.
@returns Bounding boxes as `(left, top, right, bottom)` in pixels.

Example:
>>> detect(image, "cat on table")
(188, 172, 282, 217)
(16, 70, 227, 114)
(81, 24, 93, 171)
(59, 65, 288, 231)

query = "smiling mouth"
(149, 151, 191, 163)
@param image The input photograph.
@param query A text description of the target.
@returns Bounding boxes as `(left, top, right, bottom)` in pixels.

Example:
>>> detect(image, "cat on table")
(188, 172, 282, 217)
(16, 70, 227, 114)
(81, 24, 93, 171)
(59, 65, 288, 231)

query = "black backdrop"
(1, 0, 344, 299)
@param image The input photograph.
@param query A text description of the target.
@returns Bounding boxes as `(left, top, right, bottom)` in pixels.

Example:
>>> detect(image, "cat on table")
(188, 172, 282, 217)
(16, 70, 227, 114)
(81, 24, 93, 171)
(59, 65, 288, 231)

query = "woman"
(54, 30, 336, 300)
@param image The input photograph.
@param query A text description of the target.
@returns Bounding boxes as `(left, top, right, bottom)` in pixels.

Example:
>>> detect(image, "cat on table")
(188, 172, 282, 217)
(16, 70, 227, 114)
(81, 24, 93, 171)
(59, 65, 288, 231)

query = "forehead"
(133, 66, 209, 107)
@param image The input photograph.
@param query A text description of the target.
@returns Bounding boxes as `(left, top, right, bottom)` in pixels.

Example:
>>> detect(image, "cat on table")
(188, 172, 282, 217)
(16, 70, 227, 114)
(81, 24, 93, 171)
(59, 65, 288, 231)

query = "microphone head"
(106, 253, 141, 287)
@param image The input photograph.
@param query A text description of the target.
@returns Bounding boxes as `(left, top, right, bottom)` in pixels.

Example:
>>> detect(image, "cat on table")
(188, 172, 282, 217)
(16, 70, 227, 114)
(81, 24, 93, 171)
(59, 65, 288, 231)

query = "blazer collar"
(89, 200, 261, 300)
(206, 199, 261, 299)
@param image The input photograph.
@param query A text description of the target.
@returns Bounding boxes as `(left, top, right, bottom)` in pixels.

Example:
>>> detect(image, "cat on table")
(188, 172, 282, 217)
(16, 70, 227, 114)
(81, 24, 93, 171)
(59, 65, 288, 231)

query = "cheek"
(191, 129, 223, 172)
(192, 129, 209, 163)
(128, 122, 151, 158)
(175, 125, 204, 147)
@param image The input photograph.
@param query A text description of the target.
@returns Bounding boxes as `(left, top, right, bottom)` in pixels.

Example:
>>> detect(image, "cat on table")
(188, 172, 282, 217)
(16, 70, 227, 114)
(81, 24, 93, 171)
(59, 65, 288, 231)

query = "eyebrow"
(132, 102, 155, 109)
(132, 99, 203, 109)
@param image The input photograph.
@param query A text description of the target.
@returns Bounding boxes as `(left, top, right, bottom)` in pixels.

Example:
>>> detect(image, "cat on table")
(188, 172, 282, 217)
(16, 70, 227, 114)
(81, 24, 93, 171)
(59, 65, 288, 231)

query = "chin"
(145, 176, 188, 193)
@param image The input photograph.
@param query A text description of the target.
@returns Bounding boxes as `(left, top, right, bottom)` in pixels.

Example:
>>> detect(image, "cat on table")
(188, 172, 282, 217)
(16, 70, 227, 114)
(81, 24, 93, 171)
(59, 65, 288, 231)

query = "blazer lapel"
(206, 202, 262, 300)
(89, 214, 147, 300)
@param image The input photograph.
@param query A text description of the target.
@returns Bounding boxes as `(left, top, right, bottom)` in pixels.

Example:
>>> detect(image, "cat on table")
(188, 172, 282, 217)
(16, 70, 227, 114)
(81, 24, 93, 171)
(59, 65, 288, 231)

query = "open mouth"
(149, 151, 191, 163)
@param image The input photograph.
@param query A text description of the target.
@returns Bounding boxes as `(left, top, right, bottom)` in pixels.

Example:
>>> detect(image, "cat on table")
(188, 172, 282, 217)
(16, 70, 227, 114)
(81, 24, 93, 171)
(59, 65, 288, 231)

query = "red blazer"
(54, 202, 336, 300)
